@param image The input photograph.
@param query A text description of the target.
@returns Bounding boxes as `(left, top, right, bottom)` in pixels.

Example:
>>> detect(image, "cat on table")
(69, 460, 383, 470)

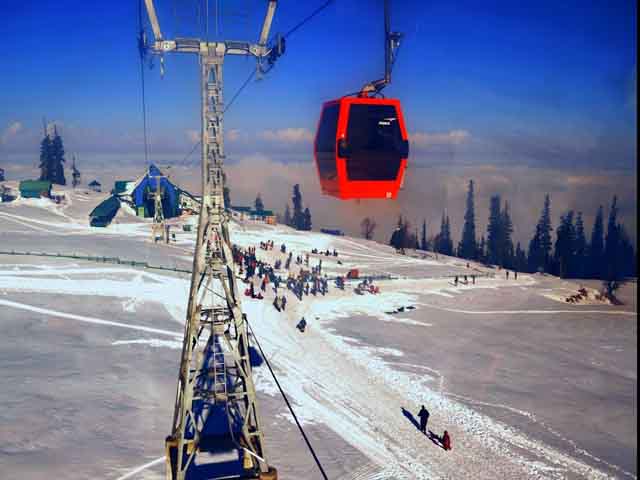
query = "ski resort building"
(88, 180, 102, 192)
(117, 165, 176, 218)
(19, 180, 52, 199)
(230, 206, 276, 224)
(112, 165, 194, 219)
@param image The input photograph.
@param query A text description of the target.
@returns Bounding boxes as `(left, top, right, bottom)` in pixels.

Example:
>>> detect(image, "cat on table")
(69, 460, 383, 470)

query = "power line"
(284, 0, 335, 39)
(246, 318, 329, 480)
(138, 0, 150, 165)
(224, 68, 257, 114)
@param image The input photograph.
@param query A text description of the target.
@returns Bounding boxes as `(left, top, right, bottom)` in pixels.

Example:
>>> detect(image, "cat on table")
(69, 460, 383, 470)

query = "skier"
(514, 270, 518, 280)
(454, 276, 459, 286)
(281, 295, 287, 311)
(418, 405, 430, 434)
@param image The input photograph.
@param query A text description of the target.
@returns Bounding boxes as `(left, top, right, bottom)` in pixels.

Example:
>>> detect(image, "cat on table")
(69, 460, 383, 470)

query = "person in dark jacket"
(296, 317, 307, 332)
(418, 405, 430, 434)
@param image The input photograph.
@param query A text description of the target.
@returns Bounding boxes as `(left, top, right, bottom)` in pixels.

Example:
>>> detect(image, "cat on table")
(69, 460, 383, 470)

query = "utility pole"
(140, 1, 282, 479)
(71, 154, 81, 188)
(152, 173, 165, 242)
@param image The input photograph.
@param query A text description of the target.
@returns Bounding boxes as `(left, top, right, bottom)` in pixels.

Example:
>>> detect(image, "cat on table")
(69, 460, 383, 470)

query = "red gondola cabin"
(314, 97, 409, 200)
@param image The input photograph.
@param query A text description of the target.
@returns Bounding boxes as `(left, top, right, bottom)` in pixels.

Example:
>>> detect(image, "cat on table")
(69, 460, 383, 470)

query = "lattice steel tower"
(140, 1, 282, 478)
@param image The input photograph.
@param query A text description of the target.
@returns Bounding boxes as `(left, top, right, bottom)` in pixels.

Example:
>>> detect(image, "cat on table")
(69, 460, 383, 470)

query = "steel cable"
(246, 318, 329, 480)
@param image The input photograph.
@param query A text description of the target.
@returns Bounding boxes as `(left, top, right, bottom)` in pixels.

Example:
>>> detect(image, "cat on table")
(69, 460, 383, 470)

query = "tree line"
(380, 180, 636, 284)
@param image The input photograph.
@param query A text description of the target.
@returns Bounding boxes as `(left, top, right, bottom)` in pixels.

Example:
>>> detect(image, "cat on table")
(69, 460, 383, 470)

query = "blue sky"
(0, 0, 637, 170)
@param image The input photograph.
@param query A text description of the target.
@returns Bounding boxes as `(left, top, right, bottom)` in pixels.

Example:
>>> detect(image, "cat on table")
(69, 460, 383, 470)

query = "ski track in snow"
(0, 298, 181, 337)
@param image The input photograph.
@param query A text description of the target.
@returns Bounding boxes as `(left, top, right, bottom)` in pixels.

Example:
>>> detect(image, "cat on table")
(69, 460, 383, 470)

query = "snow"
(0, 196, 636, 480)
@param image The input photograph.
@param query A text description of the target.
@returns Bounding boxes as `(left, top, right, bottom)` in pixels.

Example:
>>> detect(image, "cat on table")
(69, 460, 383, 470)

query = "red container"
(314, 96, 409, 200)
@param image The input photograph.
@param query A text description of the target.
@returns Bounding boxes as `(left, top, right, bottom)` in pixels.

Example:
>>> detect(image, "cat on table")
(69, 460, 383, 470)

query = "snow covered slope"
(0, 195, 636, 480)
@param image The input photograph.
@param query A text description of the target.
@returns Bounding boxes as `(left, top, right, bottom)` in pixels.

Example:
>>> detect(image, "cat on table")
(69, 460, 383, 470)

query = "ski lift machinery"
(314, 0, 409, 200)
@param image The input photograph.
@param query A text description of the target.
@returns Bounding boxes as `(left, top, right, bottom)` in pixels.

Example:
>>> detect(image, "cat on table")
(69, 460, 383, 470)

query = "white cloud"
(1, 121, 23, 145)
(185, 129, 200, 144)
(410, 129, 471, 147)
(258, 128, 314, 144)
(226, 129, 247, 142)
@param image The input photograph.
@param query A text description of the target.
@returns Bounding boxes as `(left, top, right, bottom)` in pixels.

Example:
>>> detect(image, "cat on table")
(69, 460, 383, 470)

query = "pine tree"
(39, 131, 53, 182)
(283, 204, 292, 227)
(588, 206, 605, 278)
(292, 184, 304, 230)
(437, 212, 453, 255)
(404, 218, 413, 251)
(539, 194, 553, 272)
(528, 194, 553, 273)
(458, 180, 477, 259)
(390, 215, 405, 250)
(574, 212, 587, 278)
(478, 236, 486, 263)
(302, 208, 312, 231)
(420, 220, 428, 251)
(444, 216, 453, 255)
(71, 154, 81, 188)
(486, 195, 502, 266)
(604, 196, 620, 283)
(254, 193, 264, 212)
(361, 217, 377, 240)
(515, 242, 527, 273)
(554, 211, 576, 278)
(501, 201, 514, 268)
(49, 125, 66, 185)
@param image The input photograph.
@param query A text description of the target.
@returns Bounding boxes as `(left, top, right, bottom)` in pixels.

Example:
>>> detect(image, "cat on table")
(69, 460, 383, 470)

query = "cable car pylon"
(139, 1, 283, 478)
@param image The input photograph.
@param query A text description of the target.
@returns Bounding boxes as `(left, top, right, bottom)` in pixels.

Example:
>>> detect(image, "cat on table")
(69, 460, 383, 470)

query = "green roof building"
(113, 180, 133, 195)
(89, 195, 121, 227)
(19, 180, 52, 199)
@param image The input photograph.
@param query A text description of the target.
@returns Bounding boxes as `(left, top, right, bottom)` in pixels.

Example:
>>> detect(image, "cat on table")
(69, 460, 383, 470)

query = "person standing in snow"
(296, 317, 307, 332)
(442, 430, 451, 451)
(418, 405, 430, 434)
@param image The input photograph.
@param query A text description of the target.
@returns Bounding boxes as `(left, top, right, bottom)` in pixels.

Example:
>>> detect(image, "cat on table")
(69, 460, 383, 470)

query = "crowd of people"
(232, 240, 344, 331)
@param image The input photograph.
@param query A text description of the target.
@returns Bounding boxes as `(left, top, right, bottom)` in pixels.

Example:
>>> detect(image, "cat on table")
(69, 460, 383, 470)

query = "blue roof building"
(131, 164, 180, 218)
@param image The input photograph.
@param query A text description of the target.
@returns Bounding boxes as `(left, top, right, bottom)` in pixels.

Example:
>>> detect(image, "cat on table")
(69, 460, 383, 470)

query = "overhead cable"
(246, 319, 329, 480)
